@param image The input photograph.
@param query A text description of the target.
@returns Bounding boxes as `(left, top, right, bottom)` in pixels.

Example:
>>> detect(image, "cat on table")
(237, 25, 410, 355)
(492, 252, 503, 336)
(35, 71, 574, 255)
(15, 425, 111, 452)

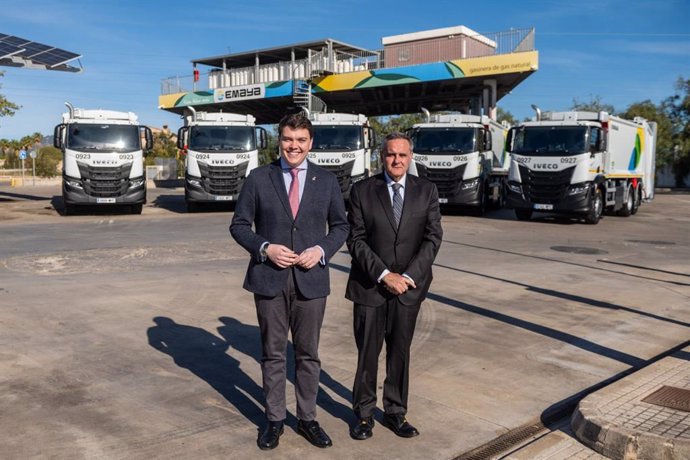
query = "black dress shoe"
(350, 416, 375, 440)
(297, 419, 332, 448)
(383, 413, 419, 438)
(257, 421, 284, 450)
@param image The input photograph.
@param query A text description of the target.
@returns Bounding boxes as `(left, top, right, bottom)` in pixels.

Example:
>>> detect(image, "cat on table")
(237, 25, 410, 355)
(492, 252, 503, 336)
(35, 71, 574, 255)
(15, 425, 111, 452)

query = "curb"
(571, 350, 690, 460)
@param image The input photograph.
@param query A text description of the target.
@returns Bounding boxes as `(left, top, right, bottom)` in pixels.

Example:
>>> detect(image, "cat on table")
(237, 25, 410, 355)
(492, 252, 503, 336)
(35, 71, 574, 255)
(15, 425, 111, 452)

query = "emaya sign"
(214, 84, 265, 103)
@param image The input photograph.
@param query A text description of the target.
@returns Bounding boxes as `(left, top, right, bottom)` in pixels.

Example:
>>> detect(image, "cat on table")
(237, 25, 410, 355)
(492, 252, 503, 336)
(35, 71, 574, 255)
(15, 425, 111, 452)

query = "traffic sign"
(29, 150, 37, 159)
(19, 149, 27, 160)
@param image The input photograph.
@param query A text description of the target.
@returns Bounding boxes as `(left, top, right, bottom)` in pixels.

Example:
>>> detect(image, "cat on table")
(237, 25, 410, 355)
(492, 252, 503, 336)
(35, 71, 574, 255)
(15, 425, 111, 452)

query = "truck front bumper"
(185, 175, 240, 203)
(506, 182, 592, 214)
(63, 176, 146, 205)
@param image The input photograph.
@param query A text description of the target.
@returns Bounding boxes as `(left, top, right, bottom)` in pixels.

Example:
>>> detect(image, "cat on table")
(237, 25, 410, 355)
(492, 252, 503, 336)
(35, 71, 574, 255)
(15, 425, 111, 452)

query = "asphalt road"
(1, 184, 689, 459)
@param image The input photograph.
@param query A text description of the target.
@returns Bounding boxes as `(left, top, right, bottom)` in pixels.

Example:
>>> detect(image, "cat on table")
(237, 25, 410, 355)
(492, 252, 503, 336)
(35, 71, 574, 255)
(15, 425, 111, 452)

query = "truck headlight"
(461, 178, 480, 191)
(507, 182, 522, 194)
(568, 183, 590, 195)
(187, 177, 202, 187)
(130, 177, 145, 188)
(65, 178, 83, 189)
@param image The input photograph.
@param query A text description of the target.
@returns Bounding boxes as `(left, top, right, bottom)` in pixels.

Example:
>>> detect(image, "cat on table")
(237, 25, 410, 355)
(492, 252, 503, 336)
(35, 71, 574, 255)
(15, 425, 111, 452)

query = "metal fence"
(160, 27, 535, 95)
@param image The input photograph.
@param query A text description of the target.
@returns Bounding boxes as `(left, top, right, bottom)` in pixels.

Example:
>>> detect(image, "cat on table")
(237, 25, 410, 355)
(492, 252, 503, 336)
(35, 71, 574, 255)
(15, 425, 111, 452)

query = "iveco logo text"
(533, 163, 559, 170)
(428, 161, 452, 167)
(318, 159, 341, 164)
(93, 160, 118, 165)
(212, 159, 235, 165)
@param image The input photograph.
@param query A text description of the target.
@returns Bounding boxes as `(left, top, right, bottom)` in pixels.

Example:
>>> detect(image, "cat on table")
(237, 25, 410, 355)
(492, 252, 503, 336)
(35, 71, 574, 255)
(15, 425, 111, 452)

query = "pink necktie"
(289, 168, 300, 218)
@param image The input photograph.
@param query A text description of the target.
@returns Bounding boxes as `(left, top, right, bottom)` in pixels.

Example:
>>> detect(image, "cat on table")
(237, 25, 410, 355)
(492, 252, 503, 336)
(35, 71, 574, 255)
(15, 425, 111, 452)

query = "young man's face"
(279, 127, 313, 168)
(383, 138, 412, 182)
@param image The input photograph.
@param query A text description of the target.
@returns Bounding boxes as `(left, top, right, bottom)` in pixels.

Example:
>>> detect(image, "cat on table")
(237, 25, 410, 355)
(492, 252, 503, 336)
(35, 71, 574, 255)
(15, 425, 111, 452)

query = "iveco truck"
(506, 107, 657, 224)
(53, 102, 153, 215)
(407, 109, 508, 214)
(177, 107, 267, 212)
(306, 111, 375, 198)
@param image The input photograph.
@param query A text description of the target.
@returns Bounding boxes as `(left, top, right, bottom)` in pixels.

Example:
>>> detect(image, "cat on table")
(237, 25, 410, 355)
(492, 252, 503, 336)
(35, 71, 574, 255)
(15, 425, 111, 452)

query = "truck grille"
(418, 164, 467, 199)
(198, 162, 249, 195)
(519, 165, 575, 204)
(77, 162, 133, 197)
(319, 160, 355, 193)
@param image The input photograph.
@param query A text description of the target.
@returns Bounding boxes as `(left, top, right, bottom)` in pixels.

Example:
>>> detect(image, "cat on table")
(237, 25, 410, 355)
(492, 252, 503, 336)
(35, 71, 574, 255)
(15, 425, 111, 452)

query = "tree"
(571, 95, 615, 114)
(259, 127, 278, 166)
(34, 146, 62, 177)
(662, 77, 690, 186)
(496, 107, 517, 126)
(370, 113, 424, 145)
(0, 71, 20, 121)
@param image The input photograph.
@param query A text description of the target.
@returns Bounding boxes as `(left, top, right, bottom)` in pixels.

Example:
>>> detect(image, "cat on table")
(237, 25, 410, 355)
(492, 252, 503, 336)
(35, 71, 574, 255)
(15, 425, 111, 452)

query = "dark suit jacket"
(230, 159, 348, 299)
(345, 173, 443, 306)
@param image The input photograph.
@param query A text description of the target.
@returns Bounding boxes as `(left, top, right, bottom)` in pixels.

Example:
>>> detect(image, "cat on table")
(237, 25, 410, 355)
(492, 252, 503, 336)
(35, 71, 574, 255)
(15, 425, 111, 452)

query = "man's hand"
(295, 246, 322, 270)
(382, 272, 412, 296)
(266, 244, 298, 268)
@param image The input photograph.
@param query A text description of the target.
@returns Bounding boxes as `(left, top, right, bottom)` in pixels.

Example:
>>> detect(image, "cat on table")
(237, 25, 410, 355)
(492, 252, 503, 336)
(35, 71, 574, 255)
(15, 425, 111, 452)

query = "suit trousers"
(352, 297, 421, 418)
(255, 269, 326, 422)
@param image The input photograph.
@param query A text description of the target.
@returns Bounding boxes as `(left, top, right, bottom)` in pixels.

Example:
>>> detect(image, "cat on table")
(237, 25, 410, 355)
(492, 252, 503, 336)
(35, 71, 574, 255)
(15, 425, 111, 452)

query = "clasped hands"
(266, 244, 321, 270)
(382, 272, 416, 295)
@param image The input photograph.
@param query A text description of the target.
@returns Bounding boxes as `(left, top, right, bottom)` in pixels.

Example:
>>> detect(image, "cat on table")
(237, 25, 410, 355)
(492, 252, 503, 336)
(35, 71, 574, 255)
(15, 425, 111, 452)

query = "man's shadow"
(217, 316, 354, 425)
(147, 317, 265, 428)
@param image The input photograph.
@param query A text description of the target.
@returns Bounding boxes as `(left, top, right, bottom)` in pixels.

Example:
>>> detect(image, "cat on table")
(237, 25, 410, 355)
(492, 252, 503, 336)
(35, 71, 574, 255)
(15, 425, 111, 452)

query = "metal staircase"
(292, 79, 326, 112)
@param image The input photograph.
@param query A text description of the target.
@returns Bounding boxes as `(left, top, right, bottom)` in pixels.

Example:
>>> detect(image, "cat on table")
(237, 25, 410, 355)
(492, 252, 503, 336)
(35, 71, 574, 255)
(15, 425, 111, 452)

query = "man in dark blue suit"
(230, 112, 348, 451)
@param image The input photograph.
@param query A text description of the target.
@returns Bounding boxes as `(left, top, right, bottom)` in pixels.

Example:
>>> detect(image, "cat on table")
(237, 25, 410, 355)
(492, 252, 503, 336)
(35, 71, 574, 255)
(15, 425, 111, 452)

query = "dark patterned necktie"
(392, 183, 403, 227)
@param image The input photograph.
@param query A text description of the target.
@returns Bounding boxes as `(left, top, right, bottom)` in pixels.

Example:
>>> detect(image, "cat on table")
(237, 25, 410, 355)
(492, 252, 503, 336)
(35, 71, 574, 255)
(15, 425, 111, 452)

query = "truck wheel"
(618, 184, 634, 217)
(130, 204, 143, 215)
(631, 185, 641, 215)
(585, 187, 603, 224)
(474, 181, 487, 216)
(515, 209, 532, 221)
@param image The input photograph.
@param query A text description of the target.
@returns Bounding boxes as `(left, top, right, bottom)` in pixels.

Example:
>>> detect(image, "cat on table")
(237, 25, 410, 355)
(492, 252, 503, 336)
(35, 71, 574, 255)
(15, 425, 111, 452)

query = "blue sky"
(1, 0, 688, 140)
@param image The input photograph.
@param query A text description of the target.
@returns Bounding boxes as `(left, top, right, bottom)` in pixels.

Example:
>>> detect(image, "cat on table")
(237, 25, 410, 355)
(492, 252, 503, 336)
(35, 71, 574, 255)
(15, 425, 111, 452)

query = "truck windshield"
(67, 124, 140, 152)
(189, 126, 255, 152)
(512, 126, 587, 156)
(411, 128, 476, 153)
(311, 125, 362, 151)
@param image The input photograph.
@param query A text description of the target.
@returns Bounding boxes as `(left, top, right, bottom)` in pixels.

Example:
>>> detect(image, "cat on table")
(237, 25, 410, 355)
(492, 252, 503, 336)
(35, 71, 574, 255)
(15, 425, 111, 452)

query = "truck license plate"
(534, 203, 553, 210)
(438, 198, 448, 204)
(215, 195, 233, 201)
(97, 198, 116, 204)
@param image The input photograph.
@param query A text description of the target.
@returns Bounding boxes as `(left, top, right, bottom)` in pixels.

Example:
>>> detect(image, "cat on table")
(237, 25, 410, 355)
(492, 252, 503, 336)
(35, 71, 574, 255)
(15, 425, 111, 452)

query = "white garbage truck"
(505, 107, 657, 224)
(407, 109, 508, 214)
(177, 108, 267, 212)
(306, 111, 375, 198)
(53, 102, 153, 215)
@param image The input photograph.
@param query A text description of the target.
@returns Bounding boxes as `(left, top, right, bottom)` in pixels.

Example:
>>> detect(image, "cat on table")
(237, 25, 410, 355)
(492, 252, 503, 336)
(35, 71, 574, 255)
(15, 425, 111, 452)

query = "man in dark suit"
(230, 112, 348, 450)
(346, 132, 443, 440)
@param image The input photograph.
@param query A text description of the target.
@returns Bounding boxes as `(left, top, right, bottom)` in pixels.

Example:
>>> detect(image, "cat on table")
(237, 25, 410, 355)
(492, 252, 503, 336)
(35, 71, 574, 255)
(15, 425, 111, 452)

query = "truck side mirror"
(257, 127, 268, 150)
(53, 124, 65, 149)
(484, 129, 492, 151)
(597, 133, 607, 152)
(177, 127, 187, 150)
(507, 128, 516, 152)
(367, 127, 376, 149)
(142, 127, 154, 153)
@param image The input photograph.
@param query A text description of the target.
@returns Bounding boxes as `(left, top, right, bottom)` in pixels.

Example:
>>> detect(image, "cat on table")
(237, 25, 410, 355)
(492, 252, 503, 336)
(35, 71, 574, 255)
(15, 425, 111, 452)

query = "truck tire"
(474, 181, 487, 216)
(515, 209, 532, 221)
(618, 184, 634, 217)
(585, 187, 603, 224)
(130, 204, 143, 215)
(631, 185, 641, 215)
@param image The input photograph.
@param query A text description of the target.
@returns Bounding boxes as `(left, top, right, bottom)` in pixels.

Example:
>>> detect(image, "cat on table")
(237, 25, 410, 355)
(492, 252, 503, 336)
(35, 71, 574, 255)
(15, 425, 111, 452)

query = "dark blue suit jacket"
(230, 159, 349, 299)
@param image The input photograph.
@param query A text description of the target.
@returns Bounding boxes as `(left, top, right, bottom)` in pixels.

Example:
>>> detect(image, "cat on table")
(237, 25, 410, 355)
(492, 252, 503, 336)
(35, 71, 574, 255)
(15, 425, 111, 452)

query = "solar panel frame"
(32, 48, 81, 67)
(2, 36, 30, 46)
(21, 42, 52, 58)
(0, 42, 24, 59)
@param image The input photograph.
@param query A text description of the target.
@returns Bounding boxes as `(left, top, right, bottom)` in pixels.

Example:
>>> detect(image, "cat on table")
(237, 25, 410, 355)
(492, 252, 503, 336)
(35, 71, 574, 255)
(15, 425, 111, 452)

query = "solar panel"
(0, 33, 81, 71)
(0, 42, 24, 59)
(21, 42, 52, 58)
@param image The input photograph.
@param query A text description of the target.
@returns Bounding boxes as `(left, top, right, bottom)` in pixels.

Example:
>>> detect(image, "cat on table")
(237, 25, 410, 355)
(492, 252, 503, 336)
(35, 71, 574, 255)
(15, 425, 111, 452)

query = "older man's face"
(383, 138, 412, 182)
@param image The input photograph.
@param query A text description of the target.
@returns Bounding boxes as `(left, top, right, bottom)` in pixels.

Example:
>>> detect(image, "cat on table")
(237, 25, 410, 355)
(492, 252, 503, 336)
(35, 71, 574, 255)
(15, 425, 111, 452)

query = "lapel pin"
(312, 176, 316, 181)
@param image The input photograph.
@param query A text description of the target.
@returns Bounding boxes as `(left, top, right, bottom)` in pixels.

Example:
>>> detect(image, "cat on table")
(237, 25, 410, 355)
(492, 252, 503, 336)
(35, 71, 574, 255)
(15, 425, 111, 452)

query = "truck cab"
(407, 110, 508, 214)
(177, 108, 267, 212)
(306, 112, 375, 198)
(53, 102, 153, 215)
